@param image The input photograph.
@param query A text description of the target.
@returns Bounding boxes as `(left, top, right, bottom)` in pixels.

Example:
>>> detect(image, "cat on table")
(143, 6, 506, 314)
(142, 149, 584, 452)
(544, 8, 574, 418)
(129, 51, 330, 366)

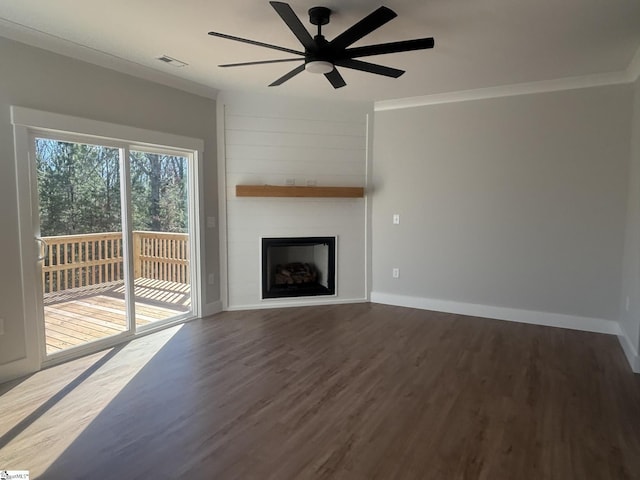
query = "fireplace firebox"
(262, 237, 336, 299)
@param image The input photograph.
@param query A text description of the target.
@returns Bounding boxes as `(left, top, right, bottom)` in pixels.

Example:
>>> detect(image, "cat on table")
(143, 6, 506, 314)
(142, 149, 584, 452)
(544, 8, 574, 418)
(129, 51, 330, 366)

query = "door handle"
(35, 237, 49, 262)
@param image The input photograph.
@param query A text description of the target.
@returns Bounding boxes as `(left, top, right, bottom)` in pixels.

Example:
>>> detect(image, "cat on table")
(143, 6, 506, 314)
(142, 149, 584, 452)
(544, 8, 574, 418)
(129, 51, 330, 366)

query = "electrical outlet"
(393, 214, 400, 225)
(306, 179, 317, 186)
(392, 268, 400, 279)
(285, 178, 296, 186)
(208, 274, 215, 285)
(0, 318, 4, 335)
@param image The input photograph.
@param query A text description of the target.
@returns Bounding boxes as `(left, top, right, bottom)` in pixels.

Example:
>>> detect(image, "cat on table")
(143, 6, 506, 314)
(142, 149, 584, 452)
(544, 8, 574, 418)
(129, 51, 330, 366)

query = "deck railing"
(41, 231, 189, 294)
(133, 231, 190, 285)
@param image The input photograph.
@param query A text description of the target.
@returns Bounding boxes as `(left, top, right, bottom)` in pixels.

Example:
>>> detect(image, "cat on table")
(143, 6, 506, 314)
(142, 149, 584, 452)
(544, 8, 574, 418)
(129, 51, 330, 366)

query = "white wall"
(371, 85, 632, 333)
(620, 76, 640, 370)
(0, 36, 219, 376)
(220, 92, 372, 309)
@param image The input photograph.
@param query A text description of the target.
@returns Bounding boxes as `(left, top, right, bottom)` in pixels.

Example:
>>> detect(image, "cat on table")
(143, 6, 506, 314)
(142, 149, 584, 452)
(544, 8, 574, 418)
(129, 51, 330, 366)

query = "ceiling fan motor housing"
(308, 6, 331, 26)
(305, 34, 331, 63)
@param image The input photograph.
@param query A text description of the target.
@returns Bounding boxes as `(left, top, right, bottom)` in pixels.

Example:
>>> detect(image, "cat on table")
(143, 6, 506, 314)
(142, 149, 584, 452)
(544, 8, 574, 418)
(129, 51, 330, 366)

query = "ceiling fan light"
(305, 60, 334, 74)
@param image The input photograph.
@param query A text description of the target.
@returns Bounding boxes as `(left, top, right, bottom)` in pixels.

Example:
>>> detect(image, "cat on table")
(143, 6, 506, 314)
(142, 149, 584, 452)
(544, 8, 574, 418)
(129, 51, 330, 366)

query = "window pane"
(129, 150, 191, 325)
(35, 138, 125, 354)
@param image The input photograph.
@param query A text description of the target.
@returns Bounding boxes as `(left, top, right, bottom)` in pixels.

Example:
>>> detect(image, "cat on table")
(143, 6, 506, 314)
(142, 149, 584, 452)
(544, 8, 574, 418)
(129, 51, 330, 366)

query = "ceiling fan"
(208, 1, 435, 89)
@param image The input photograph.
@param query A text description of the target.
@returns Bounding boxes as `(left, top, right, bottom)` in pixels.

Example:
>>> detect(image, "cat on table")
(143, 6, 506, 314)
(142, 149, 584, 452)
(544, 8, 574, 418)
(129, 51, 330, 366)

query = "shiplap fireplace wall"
(219, 92, 372, 309)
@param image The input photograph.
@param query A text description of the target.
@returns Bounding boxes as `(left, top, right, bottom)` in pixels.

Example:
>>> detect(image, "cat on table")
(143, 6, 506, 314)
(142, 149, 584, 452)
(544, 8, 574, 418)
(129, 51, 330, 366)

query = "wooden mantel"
(235, 185, 365, 198)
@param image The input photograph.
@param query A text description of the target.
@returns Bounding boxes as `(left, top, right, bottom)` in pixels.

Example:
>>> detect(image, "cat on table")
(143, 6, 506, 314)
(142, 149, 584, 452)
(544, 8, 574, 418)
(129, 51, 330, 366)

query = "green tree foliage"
(36, 139, 188, 237)
(36, 140, 121, 235)
(130, 150, 188, 233)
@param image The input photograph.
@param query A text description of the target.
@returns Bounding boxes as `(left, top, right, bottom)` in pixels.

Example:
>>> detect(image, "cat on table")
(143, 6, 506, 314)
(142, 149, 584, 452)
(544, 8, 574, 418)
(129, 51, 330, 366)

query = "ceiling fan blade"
(334, 59, 404, 78)
(208, 31, 303, 56)
(343, 38, 435, 59)
(329, 6, 397, 51)
(325, 68, 347, 89)
(269, 64, 306, 86)
(269, 1, 315, 51)
(220, 58, 303, 67)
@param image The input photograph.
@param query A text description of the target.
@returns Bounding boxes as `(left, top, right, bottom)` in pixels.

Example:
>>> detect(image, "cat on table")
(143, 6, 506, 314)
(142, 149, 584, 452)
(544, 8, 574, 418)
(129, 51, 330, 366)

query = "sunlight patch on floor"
(0, 324, 184, 476)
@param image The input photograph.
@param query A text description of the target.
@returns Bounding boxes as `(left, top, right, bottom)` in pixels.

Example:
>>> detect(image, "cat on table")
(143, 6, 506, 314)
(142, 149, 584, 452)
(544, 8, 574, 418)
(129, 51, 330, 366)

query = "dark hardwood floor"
(1, 303, 639, 479)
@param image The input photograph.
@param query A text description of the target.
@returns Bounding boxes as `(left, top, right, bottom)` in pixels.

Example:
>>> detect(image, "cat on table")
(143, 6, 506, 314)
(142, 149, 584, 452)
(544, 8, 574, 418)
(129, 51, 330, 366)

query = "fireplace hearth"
(262, 237, 336, 299)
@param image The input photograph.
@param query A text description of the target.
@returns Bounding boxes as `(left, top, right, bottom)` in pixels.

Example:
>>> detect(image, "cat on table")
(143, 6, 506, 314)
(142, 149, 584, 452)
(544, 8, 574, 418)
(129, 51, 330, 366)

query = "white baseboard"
(618, 333, 640, 373)
(0, 356, 39, 385)
(370, 292, 620, 335)
(226, 297, 368, 312)
(202, 301, 223, 317)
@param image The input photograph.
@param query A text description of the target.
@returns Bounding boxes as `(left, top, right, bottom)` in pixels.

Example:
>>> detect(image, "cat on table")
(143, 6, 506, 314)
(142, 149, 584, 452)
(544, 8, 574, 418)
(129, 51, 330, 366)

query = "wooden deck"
(44, 278, 191, 354)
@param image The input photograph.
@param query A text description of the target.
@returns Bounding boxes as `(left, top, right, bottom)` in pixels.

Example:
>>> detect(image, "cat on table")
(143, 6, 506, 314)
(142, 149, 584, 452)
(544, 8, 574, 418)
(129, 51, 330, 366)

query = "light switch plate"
(393, 214, 400, 225)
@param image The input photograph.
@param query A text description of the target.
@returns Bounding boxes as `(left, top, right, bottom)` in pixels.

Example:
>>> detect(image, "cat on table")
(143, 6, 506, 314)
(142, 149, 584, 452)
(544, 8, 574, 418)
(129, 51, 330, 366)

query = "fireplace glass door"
(262, 237, 336, 299)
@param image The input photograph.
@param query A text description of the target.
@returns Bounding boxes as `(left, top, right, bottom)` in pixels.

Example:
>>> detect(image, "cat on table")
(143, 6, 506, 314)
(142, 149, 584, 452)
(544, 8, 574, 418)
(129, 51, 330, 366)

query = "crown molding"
(375, 70, 632, 111)
(0, 18, 219, 100)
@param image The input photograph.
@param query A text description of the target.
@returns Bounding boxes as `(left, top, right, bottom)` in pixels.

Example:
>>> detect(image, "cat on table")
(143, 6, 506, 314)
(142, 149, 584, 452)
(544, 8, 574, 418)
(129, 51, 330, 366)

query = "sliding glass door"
(35, 137, 129, 354)
(31, 136, 196, 359)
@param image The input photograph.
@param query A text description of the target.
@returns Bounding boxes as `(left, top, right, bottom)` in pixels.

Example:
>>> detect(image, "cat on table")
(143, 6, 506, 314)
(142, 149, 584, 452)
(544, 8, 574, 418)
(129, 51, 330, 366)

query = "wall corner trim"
(627, 45, 640, 83)
(370, 291, 620, 335)
(618, 332, 640, 374)
(0, 356, 39, 385)
(202, 301, 223, 318)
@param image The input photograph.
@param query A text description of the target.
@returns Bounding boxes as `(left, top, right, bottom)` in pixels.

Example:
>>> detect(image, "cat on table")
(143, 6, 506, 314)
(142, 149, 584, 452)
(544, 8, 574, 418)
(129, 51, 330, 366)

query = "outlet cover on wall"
(393, 214, 400, 224)
(392, 268, 400, 278)
(285, 178, 296, 186)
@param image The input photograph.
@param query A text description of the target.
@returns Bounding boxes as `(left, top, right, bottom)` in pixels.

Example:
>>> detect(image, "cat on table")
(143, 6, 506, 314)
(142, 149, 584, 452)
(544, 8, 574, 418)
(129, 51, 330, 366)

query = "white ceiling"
(1, 0, 639, 102)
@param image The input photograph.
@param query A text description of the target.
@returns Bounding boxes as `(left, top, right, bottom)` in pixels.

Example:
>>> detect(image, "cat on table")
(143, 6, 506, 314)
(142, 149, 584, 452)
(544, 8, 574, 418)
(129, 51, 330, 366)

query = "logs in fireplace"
(274, 262, 317, 286)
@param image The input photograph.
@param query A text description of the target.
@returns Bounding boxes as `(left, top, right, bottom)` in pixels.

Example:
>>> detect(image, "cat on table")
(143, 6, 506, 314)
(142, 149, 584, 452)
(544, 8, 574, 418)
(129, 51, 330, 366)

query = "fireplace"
(262, 237, 336, 299)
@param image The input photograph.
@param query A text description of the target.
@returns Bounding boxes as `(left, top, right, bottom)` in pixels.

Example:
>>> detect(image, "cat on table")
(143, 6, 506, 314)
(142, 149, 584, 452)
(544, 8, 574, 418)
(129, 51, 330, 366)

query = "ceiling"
(1, 0, 639, 102)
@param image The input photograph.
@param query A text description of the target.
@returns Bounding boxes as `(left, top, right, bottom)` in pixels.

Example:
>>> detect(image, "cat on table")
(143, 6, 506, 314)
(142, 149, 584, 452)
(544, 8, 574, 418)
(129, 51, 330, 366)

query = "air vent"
(156, 55, 188, 67)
